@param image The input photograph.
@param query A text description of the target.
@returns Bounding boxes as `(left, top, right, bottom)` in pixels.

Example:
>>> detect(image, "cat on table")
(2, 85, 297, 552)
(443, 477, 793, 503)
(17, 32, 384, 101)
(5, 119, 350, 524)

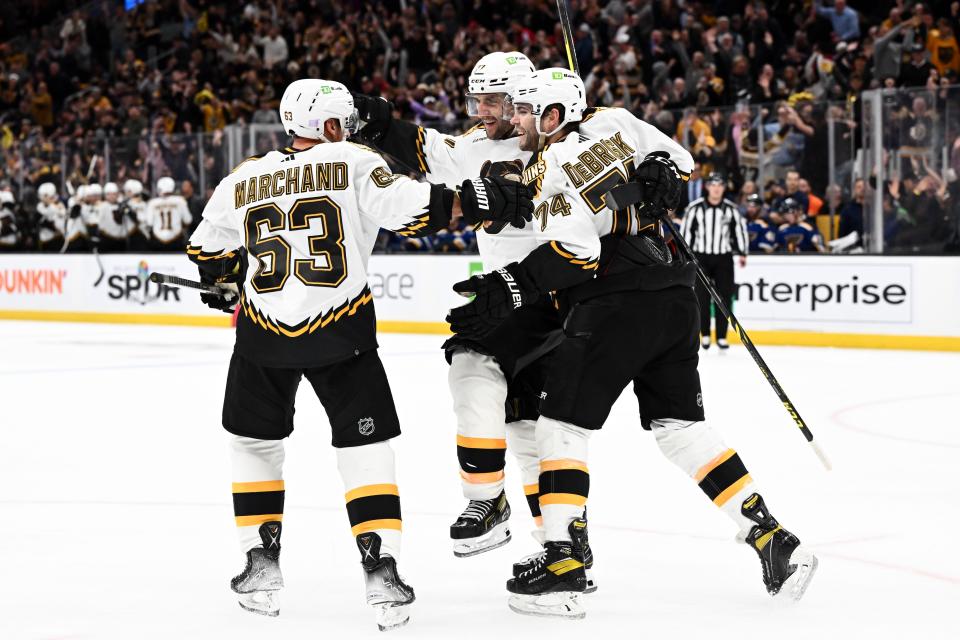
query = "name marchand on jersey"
(188, 141, 447, 367)
(233, 162, 349, 209)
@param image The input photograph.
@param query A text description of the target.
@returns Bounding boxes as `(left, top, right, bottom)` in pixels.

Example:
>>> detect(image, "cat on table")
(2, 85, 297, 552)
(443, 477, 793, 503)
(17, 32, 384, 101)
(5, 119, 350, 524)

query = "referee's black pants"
(693, 252, 735, 340)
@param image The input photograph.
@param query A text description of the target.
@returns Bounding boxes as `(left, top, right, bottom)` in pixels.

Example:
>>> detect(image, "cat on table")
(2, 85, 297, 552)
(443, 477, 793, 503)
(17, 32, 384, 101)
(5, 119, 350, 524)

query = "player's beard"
(485, 117, 516, 141)
(517, 126, 540, 152)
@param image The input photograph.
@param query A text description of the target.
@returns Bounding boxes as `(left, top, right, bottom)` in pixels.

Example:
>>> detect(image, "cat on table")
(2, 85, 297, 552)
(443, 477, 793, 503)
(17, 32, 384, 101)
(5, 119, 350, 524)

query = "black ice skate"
(742, 493, 818, 602)
(449, 490, 511, 557)
(513, 517, 597, 593)
(358, 532, 416, 632)
(506, 538, 587, 619)
(231, 521, 283, 616)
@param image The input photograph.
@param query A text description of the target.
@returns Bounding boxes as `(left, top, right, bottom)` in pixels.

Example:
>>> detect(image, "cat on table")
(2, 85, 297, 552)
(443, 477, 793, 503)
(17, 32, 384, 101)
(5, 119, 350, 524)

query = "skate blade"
(375, 602, 411, 632)
(237, 590, 280, 617)
(508, 593, 585, 620)
(453, 521, 511, 558)
(777, 547, 819, 603)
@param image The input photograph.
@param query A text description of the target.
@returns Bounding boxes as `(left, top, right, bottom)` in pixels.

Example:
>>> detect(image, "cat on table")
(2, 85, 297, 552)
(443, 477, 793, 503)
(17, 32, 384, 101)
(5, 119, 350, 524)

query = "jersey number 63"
(244, 196, 347, 293)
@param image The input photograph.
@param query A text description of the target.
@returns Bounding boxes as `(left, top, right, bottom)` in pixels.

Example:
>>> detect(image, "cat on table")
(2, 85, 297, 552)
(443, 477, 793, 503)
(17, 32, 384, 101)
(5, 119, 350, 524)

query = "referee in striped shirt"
(680, 174, 749, 350)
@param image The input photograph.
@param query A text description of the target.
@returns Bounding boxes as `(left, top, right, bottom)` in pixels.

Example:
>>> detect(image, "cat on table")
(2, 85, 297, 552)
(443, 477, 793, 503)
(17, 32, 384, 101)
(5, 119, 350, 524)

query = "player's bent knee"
(448, 350, 508, 432)
(535, 416, 591, 462)
(650, 419, 728, 477)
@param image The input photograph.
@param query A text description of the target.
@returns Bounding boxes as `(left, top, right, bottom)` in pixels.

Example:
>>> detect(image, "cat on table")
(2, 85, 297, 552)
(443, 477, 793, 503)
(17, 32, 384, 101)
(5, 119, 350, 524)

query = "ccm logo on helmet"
(495, 268, 523, 308)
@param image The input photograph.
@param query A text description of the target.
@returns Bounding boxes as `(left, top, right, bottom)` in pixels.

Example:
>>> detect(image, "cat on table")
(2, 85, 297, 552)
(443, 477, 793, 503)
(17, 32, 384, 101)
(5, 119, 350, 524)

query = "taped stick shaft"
(556, 0, 579, 75)
(149, 272, 222, 295)
(661, 218, 831, 471)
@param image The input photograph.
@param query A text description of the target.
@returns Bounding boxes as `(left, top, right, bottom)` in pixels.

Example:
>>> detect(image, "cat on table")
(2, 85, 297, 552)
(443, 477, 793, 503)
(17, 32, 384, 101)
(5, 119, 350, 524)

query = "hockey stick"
(92, 247, 105, 286)
(149, 272, 224, 295)
(555, 0, 580, 76)
(604, 187, 832, 471)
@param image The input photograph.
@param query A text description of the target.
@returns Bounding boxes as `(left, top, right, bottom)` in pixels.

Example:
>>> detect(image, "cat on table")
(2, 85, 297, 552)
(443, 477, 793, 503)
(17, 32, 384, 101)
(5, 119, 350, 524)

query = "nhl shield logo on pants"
(358, 417, 376, 436)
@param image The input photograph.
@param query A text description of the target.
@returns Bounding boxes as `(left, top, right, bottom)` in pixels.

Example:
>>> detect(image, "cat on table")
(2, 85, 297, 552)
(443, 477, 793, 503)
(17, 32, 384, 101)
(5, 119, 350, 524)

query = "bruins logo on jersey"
(370, 166, 403, 188)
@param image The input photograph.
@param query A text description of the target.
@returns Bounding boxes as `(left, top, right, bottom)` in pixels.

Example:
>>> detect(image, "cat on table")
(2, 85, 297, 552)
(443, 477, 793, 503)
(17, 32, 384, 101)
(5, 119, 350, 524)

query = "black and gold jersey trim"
(186, 244, 238, 261)
(396, 213, 432, 237)
(550, 241, 599, 271)
(239, 286, 374, 338)
(414, 126, 430, 173)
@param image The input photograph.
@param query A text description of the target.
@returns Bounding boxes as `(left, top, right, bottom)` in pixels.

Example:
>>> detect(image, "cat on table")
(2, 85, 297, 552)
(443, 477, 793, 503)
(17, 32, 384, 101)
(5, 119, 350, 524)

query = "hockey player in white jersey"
(63, 185, 90, 252)
(448, 68, 817, 619)
(187, 78, 531, 629)
(81, 183, 103, 233)
(96, 182, 130, 251)
(354, 51, 696, 572)
(121, 179, 148, 251)
(145, 177, 192, 250)
(36, 182, 66, 251)
(354, 51, 562, 561)
(0, 190, 18, 251)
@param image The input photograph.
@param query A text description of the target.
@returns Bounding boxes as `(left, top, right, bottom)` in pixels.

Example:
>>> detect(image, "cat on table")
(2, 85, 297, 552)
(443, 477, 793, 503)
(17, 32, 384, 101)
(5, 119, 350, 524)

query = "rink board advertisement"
(0, 253, 958, 350)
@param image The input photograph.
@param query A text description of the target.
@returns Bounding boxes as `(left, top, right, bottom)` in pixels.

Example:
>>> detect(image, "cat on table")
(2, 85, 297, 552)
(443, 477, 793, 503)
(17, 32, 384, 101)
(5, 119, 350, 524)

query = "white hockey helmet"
(85, 183, 103, 199)
(104, 182, 119, 195)
(38, 182, 58, 201)
(508, 68, 586, 136)
(278, 79, 359, 142)
(466, 51, 536, 118)
(74, 185, 87, 201)
(156, 176, 176, 196)
(0, 190, 14, 205)
(122, 179, 143, 197)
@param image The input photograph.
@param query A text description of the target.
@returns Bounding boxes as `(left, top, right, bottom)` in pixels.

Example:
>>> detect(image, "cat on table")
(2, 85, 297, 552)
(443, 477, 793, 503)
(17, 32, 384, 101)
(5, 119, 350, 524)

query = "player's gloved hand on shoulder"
(446, 262, 538, 339)
(197, 261, 242, 314)
(352, 94, 393, 142)
(458, 176, 534, 234)
(632, 150, 683, 212)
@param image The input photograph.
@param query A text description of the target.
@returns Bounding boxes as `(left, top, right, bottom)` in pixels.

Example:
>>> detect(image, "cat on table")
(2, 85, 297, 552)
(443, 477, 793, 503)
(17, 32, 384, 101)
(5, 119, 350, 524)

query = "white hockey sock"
(536, 417, 591, 543)
(337, 440, 402, 560)
(230, 436, 285, 553)
(449, 350, 508, 501)
(507, 418, 542, 527)
(651, 419, 756, 534)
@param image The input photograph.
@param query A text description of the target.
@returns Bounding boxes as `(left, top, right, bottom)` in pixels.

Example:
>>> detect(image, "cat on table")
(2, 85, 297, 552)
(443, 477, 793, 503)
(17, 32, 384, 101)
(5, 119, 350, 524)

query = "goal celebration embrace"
(13, 0, 960, 636)
(186, 51, 819, 630)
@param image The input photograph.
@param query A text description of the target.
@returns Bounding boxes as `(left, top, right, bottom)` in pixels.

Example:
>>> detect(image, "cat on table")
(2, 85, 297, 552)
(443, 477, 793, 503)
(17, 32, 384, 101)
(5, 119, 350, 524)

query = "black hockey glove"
(352, 94, 394, 143)
(446, 262, 538, 339)
(197, 256, 243, 314)
(458, 176, 534, 234)
(632, 151, 683, 211)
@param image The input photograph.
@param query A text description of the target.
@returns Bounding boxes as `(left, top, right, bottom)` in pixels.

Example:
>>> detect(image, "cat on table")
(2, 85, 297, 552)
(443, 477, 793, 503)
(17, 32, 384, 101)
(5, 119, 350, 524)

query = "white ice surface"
(1, 321, 957, 640)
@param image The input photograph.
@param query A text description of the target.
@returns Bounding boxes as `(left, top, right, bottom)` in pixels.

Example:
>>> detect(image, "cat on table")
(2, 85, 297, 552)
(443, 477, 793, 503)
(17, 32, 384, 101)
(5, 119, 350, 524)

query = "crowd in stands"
(1, 0, 959, 253)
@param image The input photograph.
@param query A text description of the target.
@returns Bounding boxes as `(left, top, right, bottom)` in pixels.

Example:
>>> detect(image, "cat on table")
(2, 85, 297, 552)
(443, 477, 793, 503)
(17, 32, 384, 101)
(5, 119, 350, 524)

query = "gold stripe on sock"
(713, 474, 753, 506)
(456, 435, 507, 449)
(235, 513, 283, 527)
(695, 449, 736, 482)
(539, 492, 588, 507)
(344, 483, 400, 502)
(539, 458, 588, 474)
(460, 470, 505, 484)
(351, 518, 403, 536)
(232, 480, 285, 493)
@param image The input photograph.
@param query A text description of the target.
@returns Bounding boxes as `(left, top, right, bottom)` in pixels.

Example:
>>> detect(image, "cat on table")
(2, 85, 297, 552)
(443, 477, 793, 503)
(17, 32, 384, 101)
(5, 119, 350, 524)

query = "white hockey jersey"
(64, 198, 88, 244)
(376, 108, 692, 270)
(37, 201, 66, 244)
(511, 109, 695, 292)
(145, 195, 192, 244)
(81, 201, 101, 228)
(0, 206, 17, 247)
(96, 201, 131, 240)
(188, 141, 447, 367)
